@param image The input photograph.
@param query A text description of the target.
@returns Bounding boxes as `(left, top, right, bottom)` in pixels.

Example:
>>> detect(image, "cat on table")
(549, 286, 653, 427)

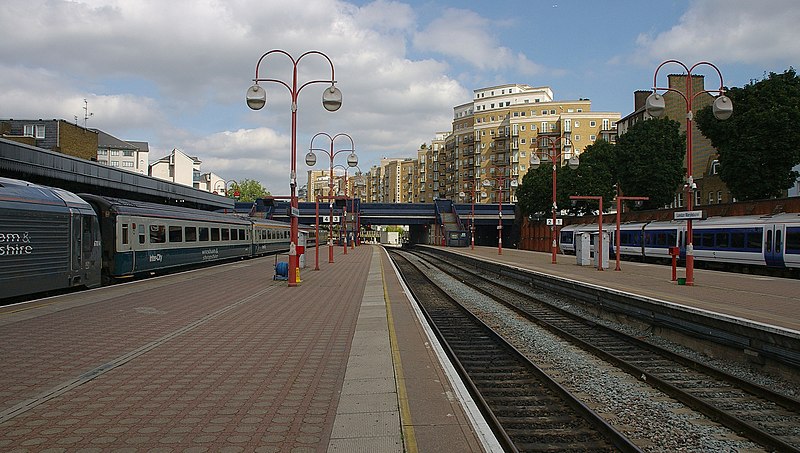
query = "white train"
(558, 213, 800, 275)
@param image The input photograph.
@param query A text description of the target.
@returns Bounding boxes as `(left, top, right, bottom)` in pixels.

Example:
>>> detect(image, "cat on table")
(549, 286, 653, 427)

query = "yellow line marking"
(381, 250, 418, 453)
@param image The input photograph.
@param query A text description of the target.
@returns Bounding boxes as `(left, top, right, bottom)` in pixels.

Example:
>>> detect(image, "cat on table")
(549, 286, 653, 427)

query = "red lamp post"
(459, 181, 479, 250)
(613, 184, 649, 271)
(333, 164, 351, 255)
(306, 132, 357, 264)
(645, 60, 732, 286)
(246, 50, 342, 287)
(531, 135, 580, 264)
(570, 195, 605, 271)
(483, 171, 518, 255)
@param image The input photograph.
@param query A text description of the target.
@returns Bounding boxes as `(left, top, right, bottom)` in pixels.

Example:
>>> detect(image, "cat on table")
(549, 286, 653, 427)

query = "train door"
(764, 224, 786, 268)
(70, 210, 82, 273)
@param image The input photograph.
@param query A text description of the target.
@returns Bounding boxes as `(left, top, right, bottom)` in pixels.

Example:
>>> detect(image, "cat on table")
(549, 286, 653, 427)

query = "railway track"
(390, 250, 641, 452)
(402, 248, 800, 452)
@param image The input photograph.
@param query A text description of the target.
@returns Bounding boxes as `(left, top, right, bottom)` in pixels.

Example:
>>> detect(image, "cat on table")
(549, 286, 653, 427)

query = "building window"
(574, 135, 580, 141)
(710, 160, 720, 175)
(590, 135, 596, 141)
(111, 161, 120, 167)
(550, 109, 556, 114)
(98, 149, 108, 156)
(590, 121, 597, 127)
(520, 138, 526, 144)
(574, 121, 580, 127)
(708, 192, 714, 204)
(695, 190, 701, 206)
(34, 125, 45, 139)
(717, 191, 723, 203)
(111, 150, 119, 156)
(122, 161, 134, 168)
(23, 125, 34, 137)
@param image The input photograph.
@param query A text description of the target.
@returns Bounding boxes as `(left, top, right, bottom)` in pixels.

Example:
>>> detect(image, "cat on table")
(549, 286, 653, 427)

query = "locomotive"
(0, 177, 318, 300)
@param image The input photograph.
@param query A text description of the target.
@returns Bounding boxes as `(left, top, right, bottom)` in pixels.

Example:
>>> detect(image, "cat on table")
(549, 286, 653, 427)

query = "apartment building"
(95, 130, 149, 174)
(1, 118, 98, 161)
(442, 84, 621, 204)
(617, 75, 723, 207)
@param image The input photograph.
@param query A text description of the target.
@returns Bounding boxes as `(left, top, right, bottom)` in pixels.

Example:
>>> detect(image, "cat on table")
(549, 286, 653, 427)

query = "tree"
(560, 139, 618, 214)
(516, 164, 554, 218)
(615, 118, 684, 209)
(517, 140, 617, 217)
(695, 68, 800, 200)
(229, 179, 270, 202)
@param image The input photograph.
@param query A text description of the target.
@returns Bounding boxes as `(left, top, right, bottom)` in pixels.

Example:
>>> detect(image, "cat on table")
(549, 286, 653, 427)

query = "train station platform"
(0, 244, 488, 452)
(425, 245, 800, 334)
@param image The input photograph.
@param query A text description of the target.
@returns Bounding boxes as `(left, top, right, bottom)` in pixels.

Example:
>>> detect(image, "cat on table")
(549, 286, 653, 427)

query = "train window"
(786, 229, 800, 253)
(222, 228, 230, 241)
(150, 225, 166, 244)
(766, 230, 773, 253)
(199, 227, 210, 241)
(185, 227, 197, 242)
(715, 232, 729, 248)
(239, 229, 246, 240)
(702, 233, 714, 248)
(775, 230, 782, 254)
(731, 232, 745, 248)
(747, 231, 762, 250)
(211, 228, 220, 241)
(169, 226, 182, 243)
(122, 224, 129, 245)
(231, 229, 239, 241)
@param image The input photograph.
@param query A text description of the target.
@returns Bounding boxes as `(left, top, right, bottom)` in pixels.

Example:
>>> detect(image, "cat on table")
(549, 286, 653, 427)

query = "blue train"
(0, 177, 318, 300)
(558, 213, 800, 275)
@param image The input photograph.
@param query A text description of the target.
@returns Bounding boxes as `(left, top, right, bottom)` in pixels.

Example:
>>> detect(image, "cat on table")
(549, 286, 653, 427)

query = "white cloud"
(412, 8, 544, 75)
(632, 0, 800, 66)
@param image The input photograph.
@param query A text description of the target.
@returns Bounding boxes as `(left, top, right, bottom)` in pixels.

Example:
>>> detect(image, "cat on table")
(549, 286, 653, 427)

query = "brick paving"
(0, 246, 370, 452)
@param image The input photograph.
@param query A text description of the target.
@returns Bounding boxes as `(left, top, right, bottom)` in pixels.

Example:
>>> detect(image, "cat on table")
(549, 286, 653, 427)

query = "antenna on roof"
(83, 99, 93, 128)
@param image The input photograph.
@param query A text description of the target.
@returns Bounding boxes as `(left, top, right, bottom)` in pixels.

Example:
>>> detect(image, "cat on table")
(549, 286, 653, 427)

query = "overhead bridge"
(237, 198, 518, 247)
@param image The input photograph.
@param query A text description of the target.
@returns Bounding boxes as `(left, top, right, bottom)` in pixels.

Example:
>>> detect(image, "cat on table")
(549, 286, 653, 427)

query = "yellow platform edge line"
(381, 250, 418, 453)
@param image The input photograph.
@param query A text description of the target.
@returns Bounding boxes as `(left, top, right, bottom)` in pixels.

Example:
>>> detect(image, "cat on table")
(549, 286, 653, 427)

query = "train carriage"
(0, 177, 101, 298)
(80, 194, 253, 279)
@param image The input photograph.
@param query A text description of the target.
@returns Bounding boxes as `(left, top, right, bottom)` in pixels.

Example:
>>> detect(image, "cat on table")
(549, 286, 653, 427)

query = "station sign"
(322, 216, 341, 223)
(546, 218, 564, 226)
(674, 210, 704, 220)
(290, 207, 300, 218)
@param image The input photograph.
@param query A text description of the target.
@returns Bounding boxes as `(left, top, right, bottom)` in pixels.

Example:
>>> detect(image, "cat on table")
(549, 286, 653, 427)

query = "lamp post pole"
(459, 182, 478, 250)
(314, 189, 320, 270)
(532, 135, 580, 264)
(246, 50, 342, 287)
(613, 185, 649, 271)
(334, 164, 350, 255)
(306, 132, 357, 264)
(570, 195, 605, 271)
(483, 172, 518, 255)
(645, 60, 732, 286)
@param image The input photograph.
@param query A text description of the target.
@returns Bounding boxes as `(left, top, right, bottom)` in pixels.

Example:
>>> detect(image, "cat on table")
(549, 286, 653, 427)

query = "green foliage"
(516, 164, 554, 218)
(696, 68, 800, 200)
(615, 118, 684, 209)
(229, 179, 270, 202)
(560, 140, 619, 214)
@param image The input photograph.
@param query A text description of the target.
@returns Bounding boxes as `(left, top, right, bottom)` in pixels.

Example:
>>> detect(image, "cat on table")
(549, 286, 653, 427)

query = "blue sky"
(1, 0, 798, 195)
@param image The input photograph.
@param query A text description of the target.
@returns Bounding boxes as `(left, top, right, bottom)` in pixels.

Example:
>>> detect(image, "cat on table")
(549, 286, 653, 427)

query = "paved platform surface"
(0, 245, 486, 452)
(429, 245, 800, 333)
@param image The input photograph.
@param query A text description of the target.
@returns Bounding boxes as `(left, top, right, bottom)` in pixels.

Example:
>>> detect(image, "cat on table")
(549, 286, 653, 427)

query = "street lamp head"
(510, 180, 518, 187)
(246, 84, 267, 110)
(322, 85, 343, 112)
(645, 92, 665, 118)
(531, 154, 541, 170)
(482, 179, 492, 187)
(305, 151, 317, 167)
(459, 191, 465, 198)
(347, 151, 358, 167)
(712, 94, 733, 120)
(568, 155, 580, 170)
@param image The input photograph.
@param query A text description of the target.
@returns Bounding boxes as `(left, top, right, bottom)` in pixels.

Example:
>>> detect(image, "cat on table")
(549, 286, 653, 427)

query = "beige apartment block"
(441, 83, 620, 204)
